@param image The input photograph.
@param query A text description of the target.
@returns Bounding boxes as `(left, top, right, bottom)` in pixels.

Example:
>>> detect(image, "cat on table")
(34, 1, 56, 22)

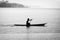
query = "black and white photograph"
(0, 0, 60, 40)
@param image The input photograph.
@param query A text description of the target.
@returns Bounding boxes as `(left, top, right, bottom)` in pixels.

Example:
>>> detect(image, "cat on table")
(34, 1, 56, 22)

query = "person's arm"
(29, 19, 32, 21)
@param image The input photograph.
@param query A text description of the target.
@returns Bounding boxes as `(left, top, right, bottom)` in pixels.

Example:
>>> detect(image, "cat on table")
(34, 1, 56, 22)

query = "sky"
(0, 0, 60, 8)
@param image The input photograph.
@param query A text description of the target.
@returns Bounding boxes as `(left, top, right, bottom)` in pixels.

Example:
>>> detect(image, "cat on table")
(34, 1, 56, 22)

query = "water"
(0, 8, 60, 40)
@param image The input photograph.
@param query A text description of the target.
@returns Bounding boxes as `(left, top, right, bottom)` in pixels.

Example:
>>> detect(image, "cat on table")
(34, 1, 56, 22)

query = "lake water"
(0, 8, 60, 40)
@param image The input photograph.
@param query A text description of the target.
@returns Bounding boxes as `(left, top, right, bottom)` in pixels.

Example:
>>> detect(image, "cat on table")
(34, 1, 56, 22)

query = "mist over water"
(0, 8, 60, 40)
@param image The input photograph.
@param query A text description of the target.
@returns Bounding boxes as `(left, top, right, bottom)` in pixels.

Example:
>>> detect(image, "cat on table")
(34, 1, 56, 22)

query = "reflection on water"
(0, 26, 60, 34)
(0, 33, 60, 40)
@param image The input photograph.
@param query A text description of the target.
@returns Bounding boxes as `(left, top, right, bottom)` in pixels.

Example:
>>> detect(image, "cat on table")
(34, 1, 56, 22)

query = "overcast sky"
(0, 0, 60, 8)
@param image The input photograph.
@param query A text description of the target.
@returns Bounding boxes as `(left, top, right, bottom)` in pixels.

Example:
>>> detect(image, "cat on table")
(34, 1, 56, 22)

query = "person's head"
(27, 18, 32, 21)
(27, 18, 29, 21)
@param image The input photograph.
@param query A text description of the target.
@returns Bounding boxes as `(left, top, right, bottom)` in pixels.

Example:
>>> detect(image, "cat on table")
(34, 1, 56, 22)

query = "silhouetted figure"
(14, 18, 46, 28)
(26, 18, 32, 28)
